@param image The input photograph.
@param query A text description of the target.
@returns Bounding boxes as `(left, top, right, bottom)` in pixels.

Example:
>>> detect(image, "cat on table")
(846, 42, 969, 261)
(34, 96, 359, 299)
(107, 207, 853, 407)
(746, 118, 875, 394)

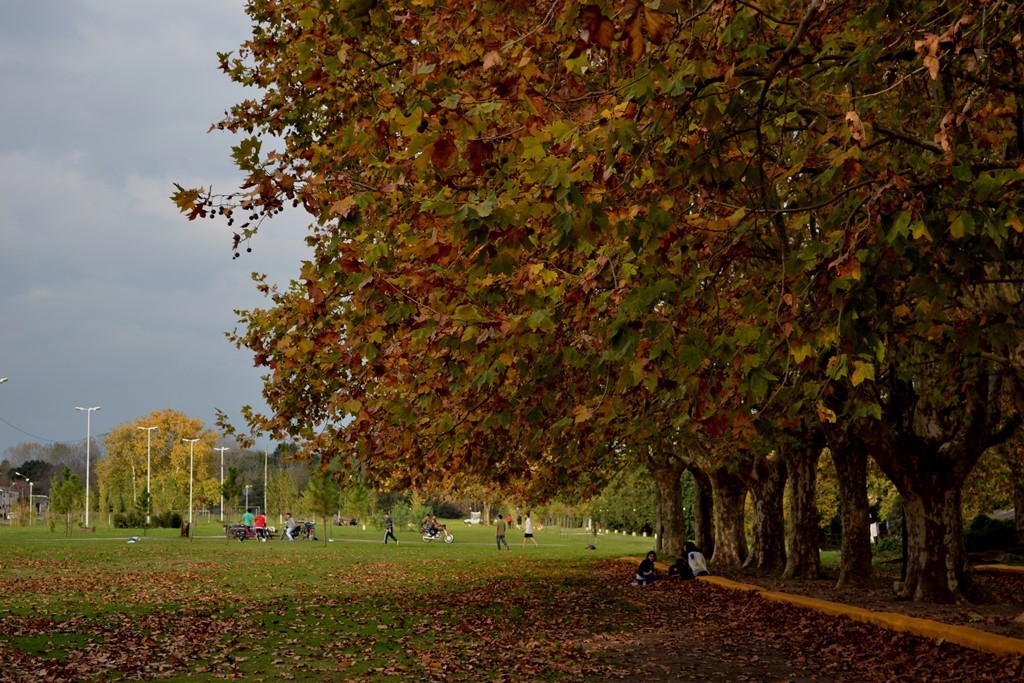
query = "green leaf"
(948, 212, 974, 239)
(888, 211, 912, 244)
(851, 360, 875, 386)
(791, 343, 813, 363)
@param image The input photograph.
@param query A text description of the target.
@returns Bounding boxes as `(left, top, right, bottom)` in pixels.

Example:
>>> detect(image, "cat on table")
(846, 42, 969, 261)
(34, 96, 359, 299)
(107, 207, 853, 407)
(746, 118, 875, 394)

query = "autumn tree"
(266, 467, 299, 524)
(177, 1, 1024, 601)
(97, 410, 220, 519)
(962, 435, 1024, 543)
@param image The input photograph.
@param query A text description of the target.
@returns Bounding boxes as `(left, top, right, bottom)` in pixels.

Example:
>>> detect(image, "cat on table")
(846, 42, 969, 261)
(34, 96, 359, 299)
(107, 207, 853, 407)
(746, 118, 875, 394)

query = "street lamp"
(138, 426, 158, 523)
(213, 447, 229, 521)
(181, 438, 200, 536)
(0, 377, 8, 383)
(75, 406, 101, 528)
(13, 471, 32, 526)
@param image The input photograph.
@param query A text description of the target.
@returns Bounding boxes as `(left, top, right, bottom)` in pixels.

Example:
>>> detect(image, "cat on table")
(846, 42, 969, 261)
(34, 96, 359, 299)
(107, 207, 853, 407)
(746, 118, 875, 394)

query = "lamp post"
(244, 484, 251, 511)
(13, 471, 32, 525)
(75, 406, 101, 528)
(182, 438, 200, 536)
(137, 426, 157, 523)
(213, 447, 228, 521)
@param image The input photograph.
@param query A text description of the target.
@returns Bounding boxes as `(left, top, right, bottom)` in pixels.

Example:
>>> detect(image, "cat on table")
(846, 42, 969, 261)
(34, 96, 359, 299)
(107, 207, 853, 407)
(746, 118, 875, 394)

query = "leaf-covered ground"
(1, 532, 1022, 682)
(601, 567, 1024, 682)
(710, 562, 1024, 640)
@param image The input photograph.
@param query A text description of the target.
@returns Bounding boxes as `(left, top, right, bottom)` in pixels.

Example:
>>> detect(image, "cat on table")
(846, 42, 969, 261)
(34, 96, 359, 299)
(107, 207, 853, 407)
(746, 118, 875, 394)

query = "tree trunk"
(1016, 480, 1024, 546)
(650, 460, 687, 557)
(655, 494, 663, 553)
(825, 429, 873, 587)
(856, 417, 991, 602)
(744, 451, 787, 571)
(857, 355, 1019, 601)
(709, 466, 748, 566)
(783, 441, 822, 579)
(691, 467, 715, 558)
(1009, 455, 1024, 545)
(857, 423, 982, 603)
(900, 483, 970, 602)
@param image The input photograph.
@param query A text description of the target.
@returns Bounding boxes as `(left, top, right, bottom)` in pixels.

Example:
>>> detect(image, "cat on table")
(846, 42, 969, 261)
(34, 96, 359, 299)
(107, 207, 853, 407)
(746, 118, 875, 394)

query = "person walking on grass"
(522, 512, 538, 547)
(495, 512, 509, 550)
(282, 512, 298, 540)
(384, 511, 399, 545)
(242, 508, 255, 533)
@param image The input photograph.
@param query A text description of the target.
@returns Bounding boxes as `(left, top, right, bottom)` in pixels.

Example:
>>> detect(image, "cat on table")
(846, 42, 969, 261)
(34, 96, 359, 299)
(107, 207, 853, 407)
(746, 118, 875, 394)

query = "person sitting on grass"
(635, 550, 659, 586)
(668, 554, 695, 580)
(685, 541, 710, 576)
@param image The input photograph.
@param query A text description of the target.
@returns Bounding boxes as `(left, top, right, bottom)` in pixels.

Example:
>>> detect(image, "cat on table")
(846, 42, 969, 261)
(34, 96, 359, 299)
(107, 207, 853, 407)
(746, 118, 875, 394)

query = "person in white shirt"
(522, 512, 539, 547)
(685, 541, 709, 576)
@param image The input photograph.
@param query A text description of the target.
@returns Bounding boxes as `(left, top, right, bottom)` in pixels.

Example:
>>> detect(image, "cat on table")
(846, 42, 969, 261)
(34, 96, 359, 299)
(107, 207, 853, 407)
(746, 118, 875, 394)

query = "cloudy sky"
(0, 1, 308, 457)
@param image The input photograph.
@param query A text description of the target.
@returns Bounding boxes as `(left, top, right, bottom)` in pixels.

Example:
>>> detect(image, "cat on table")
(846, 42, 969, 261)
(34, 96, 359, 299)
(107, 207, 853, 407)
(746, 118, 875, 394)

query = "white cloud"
(0, 1, 310, 455)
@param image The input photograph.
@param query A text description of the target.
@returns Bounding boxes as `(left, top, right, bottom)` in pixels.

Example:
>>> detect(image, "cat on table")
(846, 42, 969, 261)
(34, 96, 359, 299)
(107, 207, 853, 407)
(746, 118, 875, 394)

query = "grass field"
(0, 519, 662, 682)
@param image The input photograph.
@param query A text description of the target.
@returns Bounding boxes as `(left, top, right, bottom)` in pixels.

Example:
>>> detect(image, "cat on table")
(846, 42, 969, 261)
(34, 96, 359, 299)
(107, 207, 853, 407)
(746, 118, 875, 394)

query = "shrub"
(964, 514, 1015, 553)
(873, 536, 903, 557)
(112, 511, 146, 529)
(152, 511, 183, 529)
(426, 499, 464, 519)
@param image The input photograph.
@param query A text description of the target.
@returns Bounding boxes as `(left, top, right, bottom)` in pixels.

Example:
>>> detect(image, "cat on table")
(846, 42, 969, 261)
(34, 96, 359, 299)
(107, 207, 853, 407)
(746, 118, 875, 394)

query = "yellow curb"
(620, 556, 672, 573)
(973, 564, 1024, 574)
(619, 557, 1024, 657)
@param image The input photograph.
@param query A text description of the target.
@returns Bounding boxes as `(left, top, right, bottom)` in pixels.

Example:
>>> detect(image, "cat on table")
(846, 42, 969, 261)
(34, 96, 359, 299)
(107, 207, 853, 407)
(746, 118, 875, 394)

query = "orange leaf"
(431, 135, 456, 170)
(625, 13, 644, 63)
(644, 9, 674, 44)
(580, 4, 615, 50)
(466, 140, 492, 175)
(482, 50, 503, 71)
(845, 110, 866, 147)
(594, 15, 615, 50)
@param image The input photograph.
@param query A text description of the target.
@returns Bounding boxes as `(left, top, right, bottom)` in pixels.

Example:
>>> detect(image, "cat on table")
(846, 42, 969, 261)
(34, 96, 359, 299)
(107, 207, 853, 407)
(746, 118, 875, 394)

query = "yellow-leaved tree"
(96, 409, 219, 523)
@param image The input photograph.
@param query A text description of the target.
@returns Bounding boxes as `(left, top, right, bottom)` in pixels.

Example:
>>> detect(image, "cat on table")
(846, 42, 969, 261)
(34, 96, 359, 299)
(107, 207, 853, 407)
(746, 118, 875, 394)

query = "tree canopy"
(176, 0, 1024, 599)
(95, 409, 220, 517)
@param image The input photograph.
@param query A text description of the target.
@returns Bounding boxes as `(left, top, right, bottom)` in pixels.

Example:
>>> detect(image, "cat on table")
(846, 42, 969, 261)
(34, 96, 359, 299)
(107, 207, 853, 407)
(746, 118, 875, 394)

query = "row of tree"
(4, 407, 1020, 566)
(171, 1, 1024, 602)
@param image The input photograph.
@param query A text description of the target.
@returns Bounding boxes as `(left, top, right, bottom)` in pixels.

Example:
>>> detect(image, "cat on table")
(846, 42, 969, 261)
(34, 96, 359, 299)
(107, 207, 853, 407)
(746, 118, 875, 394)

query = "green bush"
(964, 514, 1015, 553)
(112, 511, 146, 529)
(426, 499, 464, 519)
(152, 511, 183, 529)
(873, 536, 903, 557)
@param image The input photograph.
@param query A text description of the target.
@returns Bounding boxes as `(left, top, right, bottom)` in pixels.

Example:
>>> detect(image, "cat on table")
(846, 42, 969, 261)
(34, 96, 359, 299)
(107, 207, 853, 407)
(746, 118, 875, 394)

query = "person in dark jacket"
(383, 511, 399, 544)
(635, 550, 659, 586)
(668, 554, 695, 580)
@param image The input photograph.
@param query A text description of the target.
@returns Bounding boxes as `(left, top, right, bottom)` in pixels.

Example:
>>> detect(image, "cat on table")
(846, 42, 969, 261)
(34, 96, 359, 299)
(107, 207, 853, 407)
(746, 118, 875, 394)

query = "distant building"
(0, 486, 46, 521)
(0, 486, 19, 520)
